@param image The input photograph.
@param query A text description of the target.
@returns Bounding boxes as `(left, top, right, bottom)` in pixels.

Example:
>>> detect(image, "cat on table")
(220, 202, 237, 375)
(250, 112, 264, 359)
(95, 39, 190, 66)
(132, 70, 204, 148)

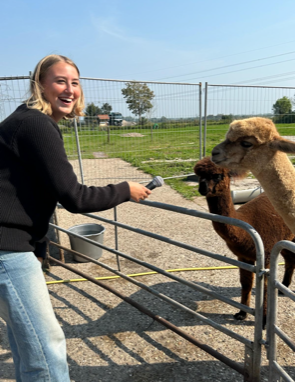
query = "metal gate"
(266, 240, 295, 382)
(51, 199, 265, 381)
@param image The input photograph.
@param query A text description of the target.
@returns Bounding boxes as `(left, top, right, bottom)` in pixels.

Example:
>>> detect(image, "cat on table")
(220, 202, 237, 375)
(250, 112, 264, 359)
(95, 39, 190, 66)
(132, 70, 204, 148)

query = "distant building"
(97, 114, 110, 125)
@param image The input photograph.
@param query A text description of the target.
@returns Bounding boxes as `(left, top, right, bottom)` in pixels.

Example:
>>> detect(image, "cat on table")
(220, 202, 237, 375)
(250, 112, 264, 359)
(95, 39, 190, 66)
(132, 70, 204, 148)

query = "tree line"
(84, 83, 295, 127)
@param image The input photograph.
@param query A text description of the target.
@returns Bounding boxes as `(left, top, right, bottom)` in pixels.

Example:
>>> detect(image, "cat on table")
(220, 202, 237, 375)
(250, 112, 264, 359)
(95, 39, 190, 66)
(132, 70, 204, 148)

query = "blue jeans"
(0, 251, 70, 382)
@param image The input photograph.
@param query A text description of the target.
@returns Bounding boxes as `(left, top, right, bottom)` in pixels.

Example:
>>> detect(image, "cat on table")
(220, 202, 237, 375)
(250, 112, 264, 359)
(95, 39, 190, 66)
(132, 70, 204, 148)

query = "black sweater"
(0, 104, 130, 252)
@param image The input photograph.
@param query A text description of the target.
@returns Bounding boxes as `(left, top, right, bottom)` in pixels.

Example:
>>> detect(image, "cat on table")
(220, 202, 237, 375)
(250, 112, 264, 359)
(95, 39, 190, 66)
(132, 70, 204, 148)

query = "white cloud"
(92, 16, 147, 45)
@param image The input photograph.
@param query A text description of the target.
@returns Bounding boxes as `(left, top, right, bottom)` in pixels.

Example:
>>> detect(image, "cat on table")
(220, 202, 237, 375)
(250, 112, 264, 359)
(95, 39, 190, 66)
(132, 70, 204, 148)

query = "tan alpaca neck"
(251, 151, 295, 234)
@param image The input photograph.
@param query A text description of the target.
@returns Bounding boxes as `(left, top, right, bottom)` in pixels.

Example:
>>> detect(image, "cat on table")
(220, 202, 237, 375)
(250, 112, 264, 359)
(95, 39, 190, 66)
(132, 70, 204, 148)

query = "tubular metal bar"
(80, 77, 201, 86)
(203, 82, 208, 158)
(276, 282, 295, 302)
(244, 345, 255, 382)
(113, 206, 121, 271)
(267, 240, 295, 382)
(139, 200, 261, 238)
(274, 326, 295, 353)
(267, 242, 280, 369)
(73, 118, 84, 185)
(0, 74, 198, 85)
(271, 361, 294, 382)
(199, 82, 202, 160)
(50, 222, 255, 316)
(60, 207, 256, 274)
(207, 83, 295, 90)
(49, 241, 253, 347)
(47, 254, 245, 376)
(0, 76, 30, 81)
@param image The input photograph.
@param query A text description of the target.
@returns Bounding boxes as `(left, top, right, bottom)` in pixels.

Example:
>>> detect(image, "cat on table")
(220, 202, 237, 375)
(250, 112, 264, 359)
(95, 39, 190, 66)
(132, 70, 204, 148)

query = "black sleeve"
(13, 116, 131, 213)
(34, 237, 48, 259)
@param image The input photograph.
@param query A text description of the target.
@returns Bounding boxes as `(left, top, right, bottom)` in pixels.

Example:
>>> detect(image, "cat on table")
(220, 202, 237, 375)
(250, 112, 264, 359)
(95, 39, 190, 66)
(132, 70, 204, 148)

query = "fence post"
(203, 82, 208, 158)
(266, 241, 295, 382)
(267, 245, 279, 382)
(199, 82, 202, 160)
(114, 206, 121, 271)
(73, 118, 84, 185)
(251, 238, 265, 382)
(107, 125, 110, 144)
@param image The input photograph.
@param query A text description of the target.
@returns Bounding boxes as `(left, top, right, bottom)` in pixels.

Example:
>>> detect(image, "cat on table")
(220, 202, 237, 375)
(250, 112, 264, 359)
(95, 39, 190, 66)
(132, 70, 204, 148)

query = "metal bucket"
(67, 223, 105, 263)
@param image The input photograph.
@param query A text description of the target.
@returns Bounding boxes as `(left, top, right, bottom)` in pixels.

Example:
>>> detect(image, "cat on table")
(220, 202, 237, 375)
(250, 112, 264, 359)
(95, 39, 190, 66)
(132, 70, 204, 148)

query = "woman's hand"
(128, 182, 152, 202)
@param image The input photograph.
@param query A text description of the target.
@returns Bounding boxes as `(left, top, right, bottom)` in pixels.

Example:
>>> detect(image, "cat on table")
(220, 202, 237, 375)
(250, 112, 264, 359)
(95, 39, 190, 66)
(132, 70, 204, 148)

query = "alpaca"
(211, 117, 295, 235)
(194, 157, 295, 325)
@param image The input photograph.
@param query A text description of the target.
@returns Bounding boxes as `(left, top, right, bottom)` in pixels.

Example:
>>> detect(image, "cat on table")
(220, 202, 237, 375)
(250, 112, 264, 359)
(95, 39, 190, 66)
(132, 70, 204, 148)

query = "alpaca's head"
(211, 117, 295, 174)
(194, 157, 236, 197)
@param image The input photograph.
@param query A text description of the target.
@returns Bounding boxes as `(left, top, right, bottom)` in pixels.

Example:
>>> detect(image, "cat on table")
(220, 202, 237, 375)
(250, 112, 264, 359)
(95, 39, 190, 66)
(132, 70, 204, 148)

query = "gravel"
(0, 159, 294, 382)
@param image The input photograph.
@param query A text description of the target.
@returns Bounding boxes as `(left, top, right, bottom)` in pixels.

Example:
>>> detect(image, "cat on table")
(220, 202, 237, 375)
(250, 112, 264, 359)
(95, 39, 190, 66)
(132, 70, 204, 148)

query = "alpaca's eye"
(240, 141, 253, 148)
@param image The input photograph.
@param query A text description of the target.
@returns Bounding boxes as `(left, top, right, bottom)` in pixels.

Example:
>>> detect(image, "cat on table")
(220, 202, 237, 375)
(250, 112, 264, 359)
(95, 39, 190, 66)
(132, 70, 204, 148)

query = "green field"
(61, 122, 295, 200)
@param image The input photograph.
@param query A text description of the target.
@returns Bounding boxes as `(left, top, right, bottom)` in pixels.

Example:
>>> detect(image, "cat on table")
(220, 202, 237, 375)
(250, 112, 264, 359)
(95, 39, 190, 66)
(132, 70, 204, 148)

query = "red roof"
(97, 114, 110, 120)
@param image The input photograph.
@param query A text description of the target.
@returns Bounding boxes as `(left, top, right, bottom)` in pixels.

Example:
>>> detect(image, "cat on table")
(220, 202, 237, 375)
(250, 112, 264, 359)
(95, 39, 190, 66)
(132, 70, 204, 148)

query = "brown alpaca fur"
(194, 157, 295, 325)
(211, 117, 295, 235)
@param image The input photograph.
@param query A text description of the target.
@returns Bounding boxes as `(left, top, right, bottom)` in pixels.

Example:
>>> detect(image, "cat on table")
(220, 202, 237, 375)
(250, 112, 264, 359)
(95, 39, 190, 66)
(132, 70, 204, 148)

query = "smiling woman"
(41, 62, 81, 122)
(0, 54, 151, 382)
(26, 54, 85, 120)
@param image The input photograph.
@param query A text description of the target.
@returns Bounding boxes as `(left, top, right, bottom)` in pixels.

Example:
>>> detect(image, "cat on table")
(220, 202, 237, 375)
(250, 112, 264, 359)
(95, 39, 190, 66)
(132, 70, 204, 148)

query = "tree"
(138, 117, 148, 126)
(84, 102, 101, 126)
(121, 82, 155, 122)
(272, 96, 292, 115)
(100, 103, 112, 114)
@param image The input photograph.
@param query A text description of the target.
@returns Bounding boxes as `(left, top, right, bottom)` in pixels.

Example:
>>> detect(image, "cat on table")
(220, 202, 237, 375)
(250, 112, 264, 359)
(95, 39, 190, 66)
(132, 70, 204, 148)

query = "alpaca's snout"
(211, 140, 232, 166)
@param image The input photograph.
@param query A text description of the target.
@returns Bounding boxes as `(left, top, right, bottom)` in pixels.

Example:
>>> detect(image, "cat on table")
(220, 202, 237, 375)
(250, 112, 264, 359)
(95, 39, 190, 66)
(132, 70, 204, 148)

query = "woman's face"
(41, 61, 81, 122)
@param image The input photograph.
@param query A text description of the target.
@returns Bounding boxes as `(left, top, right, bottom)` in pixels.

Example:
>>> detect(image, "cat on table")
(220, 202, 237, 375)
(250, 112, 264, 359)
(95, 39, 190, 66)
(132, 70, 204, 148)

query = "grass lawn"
(61, 122, 295, 200)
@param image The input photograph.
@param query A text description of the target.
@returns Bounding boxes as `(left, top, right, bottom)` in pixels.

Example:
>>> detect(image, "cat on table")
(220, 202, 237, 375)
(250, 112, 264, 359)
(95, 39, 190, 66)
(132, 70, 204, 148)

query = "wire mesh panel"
(0, 76, 30, 122)
(204, 84, 295, 157)
(0, 76, 83, 181)
(0, 76, 201, 185)
(76, 78, 202, 185)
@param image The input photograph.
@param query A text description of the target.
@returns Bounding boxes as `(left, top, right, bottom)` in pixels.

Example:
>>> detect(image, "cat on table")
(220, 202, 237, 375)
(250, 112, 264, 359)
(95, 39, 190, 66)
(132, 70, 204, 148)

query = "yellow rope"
(46, 263, 285, 285)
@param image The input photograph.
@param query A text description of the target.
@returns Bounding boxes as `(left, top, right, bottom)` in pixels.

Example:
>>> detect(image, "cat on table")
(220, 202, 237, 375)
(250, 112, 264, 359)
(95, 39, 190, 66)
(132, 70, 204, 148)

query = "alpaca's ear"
(269, 137, 295, 153)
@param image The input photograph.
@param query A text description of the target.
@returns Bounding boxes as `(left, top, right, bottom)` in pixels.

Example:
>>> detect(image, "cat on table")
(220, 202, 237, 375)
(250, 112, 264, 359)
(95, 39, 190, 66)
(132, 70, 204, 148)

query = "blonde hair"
(25, 54, 85, 119)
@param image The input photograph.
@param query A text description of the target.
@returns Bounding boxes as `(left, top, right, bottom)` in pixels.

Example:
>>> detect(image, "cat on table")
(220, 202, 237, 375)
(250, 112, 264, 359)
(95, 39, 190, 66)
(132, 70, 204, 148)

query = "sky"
(1, 0, 295, 87)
